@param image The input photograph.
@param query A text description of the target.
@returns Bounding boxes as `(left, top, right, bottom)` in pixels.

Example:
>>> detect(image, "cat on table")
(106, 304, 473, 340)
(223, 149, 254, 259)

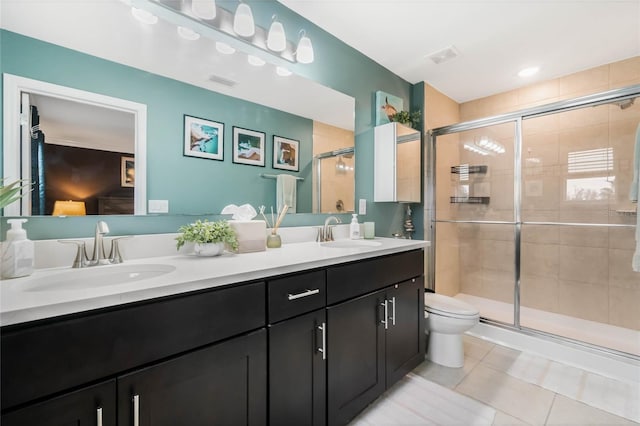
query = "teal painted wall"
(1, 0, 422, 241)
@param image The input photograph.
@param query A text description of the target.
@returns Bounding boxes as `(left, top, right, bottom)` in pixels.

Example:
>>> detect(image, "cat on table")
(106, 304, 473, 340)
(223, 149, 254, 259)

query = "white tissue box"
(229, 220, 266, 253)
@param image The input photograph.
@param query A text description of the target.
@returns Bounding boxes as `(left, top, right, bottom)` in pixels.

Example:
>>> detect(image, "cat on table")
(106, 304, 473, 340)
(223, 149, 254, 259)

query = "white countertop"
(1, 238, 428, 326)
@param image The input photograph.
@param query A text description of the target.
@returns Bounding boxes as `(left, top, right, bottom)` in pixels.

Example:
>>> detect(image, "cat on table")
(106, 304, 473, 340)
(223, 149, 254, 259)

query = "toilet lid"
(424, 293, 479, 317)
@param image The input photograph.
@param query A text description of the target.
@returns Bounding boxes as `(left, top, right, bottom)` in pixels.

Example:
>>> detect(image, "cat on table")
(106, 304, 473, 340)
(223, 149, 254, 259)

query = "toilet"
(424, 293, 480, 368)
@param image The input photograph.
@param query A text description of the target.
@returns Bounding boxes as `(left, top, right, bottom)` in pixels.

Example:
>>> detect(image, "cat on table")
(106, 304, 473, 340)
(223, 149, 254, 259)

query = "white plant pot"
(194, 242, 225, 257)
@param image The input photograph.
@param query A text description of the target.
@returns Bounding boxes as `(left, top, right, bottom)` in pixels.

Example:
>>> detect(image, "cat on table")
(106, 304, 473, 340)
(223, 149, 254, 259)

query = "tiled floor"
(351, 335, 640, 425)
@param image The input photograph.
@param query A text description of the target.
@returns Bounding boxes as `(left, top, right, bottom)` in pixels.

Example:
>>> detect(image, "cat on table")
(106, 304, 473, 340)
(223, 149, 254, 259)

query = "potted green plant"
(390, 110, 421, 129)
(0, 179, 30, 209)
(176, 219, 239, 256)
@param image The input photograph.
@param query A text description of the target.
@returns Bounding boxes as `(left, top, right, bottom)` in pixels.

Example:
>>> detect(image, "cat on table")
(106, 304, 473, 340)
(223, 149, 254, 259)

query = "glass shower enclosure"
(428, 85, 640, 358)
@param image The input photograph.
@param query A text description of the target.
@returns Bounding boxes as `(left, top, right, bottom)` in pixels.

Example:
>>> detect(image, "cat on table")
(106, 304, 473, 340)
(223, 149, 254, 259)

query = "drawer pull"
(390, 296, 396, 326)
(380, 300, 388, 330)
(317, 322, 327, 360)
(287, 288, 320, 300)
(133, 394, 140, 426)
(97, 407, 103, 426)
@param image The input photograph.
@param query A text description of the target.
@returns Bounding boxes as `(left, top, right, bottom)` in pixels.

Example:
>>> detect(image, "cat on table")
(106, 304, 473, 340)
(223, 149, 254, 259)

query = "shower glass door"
(434, 121, 518, 325)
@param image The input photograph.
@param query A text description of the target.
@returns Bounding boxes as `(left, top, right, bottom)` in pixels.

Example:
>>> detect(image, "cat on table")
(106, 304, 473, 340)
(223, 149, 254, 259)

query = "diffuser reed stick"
(272, 204, 289, 235)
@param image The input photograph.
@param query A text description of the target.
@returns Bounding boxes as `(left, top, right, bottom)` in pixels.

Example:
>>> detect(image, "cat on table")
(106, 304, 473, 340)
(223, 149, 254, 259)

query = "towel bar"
(260, 173, 303, 181)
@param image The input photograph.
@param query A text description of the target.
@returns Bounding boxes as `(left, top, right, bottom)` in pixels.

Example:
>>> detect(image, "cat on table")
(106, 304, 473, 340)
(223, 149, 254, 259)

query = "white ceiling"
(280, 0, 640, 102)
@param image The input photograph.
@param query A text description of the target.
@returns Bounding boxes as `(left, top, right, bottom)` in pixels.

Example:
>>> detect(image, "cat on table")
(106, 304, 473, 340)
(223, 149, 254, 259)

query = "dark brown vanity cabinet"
(1, 380, 116, 426)
(1, 282, 267, 425)
(268, 270, 327, 426)
(326, 251, 425, 426)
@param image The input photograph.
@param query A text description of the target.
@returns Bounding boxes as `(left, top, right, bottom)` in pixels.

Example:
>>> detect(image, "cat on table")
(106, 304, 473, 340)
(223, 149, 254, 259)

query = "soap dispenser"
(349, 214, 360, 240)
(1, 218, 35, 279)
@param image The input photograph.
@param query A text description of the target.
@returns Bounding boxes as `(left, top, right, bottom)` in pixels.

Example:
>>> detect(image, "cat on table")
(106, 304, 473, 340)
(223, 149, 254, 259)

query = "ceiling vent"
(427, 45, 459, 65)
(208, 74, 238, 87)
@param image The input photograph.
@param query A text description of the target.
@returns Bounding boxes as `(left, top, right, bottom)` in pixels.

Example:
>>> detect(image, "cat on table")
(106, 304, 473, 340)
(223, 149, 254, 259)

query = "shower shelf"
(451, 165, 488, 174)
(450, 196, 490, 204)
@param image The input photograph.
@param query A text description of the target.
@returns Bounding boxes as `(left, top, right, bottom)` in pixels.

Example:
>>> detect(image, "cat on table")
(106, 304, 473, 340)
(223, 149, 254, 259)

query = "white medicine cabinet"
(374, 122, 421, 202)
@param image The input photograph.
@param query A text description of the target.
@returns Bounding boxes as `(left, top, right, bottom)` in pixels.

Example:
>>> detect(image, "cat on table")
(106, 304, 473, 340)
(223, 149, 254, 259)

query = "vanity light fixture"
(248, 55, 266, 67)
(216, 41, 236, 55)
(276, 66, 292, 77)
(233, 2, 255, 37)
(267, 16, 287, 52)
(296, 30, 314, 64)
(191, 0, 216, 20)
(518, 66, 539, 78)
(131, 7, 158, 24)
(177, 26, 200, 40)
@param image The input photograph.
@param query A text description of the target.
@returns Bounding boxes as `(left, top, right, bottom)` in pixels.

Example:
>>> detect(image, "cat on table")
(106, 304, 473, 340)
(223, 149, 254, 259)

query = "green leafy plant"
(176, 219, 239, 251)
(390, 110, 421, 129)
(0, 179, 31, 209)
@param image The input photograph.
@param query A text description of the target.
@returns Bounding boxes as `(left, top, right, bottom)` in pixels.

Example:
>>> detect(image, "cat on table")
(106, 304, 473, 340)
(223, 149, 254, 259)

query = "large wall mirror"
(1, 0, 355, 217)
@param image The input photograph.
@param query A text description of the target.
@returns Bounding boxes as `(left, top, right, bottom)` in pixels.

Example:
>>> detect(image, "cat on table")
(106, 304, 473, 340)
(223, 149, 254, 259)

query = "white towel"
(631, 123, 640, 272)
(276, 174, 297, 214)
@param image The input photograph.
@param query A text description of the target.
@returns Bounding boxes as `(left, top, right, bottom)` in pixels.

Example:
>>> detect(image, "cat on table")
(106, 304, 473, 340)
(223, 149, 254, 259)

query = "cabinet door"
(327, 290, 385, 426)
(2, 379, 116, 426)
(385, 277, 425, 386)
(269, 309, 326, 426)
(117, 329, 266, 426)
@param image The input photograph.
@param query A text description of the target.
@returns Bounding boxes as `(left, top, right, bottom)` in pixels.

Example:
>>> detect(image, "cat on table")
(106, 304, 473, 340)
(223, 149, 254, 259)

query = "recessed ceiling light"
(518, 66, 540, 78)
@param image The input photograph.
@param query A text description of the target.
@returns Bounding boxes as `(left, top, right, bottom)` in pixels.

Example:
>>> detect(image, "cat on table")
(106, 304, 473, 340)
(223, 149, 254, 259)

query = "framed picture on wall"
(272, 135, 300, 172)
(183, 115, 224, 161)
(121, 156, 135, 187)
(232, 126, 265, 167)
(375, 90, 403, 125)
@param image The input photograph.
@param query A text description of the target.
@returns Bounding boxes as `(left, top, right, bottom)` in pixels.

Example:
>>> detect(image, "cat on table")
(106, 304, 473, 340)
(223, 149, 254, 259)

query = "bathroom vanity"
(0, 238, 426, 426)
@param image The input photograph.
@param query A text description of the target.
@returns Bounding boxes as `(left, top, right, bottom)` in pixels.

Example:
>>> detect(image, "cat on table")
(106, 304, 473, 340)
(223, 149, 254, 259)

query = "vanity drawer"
(268, 270, 326, 323)
(326, 249, 424, 305)
(1, 281, 266, 410)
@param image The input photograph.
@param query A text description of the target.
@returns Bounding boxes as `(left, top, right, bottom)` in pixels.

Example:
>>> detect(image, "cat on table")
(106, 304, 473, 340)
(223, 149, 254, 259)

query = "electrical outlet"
(148, 199, 169, 213)
(358, 199, 367, 215)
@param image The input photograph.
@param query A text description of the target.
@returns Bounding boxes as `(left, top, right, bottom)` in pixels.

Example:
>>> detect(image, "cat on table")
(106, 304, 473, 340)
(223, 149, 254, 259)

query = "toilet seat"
(425, 293, 479, 319)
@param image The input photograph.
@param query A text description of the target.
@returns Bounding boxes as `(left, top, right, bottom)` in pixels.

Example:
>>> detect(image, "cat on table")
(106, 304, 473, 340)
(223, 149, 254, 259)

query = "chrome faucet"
(319, 216, 341, 242)
(58, 221, 131, 268)
(90, 220, 111, 265)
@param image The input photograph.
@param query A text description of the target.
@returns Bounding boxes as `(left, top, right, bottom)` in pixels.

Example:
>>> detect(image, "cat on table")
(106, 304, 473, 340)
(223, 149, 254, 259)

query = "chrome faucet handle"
(58, 240, 88, 268)
(108, 236, 132, 264)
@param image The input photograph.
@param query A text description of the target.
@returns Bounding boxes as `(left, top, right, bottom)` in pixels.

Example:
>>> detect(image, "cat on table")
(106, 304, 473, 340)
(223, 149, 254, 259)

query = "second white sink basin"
(22, 263, 176, 292)
(320, 239, 383, 249)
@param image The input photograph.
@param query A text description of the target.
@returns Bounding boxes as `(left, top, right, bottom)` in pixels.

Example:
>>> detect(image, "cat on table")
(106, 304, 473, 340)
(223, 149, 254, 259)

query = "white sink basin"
(22, 264, 176, 292)
(320, 239, 383, 249)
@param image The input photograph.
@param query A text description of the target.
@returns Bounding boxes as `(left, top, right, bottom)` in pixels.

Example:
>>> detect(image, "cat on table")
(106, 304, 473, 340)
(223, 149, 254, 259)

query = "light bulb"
(177, 26, 200, 40)
(191, 0, 216, 20)
(267, 19, 286, 52)
(233, 2, 255, 37)
(131, 7, 158, 24)
(296, 31, 314, 64)
(276, 67, 292, 77)
(248, 55, 265, 67)
(216, 42, 236, 55)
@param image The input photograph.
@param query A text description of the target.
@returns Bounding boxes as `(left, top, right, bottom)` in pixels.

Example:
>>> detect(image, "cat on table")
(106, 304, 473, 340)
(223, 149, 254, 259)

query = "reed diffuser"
(260, 204, 288, 248)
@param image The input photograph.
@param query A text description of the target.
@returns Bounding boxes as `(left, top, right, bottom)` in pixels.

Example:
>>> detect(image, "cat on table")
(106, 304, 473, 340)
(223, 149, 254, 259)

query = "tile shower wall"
(447, 57, 640, 332)
(312, 121, 355, 213)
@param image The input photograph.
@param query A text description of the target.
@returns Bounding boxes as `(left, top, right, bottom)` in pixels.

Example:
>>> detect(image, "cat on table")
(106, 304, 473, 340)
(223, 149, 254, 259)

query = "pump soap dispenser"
(349, 214, 360, 240)
(2, 218, 35, 279)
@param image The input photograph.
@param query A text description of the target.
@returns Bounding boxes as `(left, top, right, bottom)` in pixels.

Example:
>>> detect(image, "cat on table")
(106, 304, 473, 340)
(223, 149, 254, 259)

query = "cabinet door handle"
(287, 288, 319, 300)
(97, 407, 103, 426)
(380, 300, 388, 330)
(133, 394, 140, 426)
(317, 322, 327, 360)
(390, 296, 396, 326)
